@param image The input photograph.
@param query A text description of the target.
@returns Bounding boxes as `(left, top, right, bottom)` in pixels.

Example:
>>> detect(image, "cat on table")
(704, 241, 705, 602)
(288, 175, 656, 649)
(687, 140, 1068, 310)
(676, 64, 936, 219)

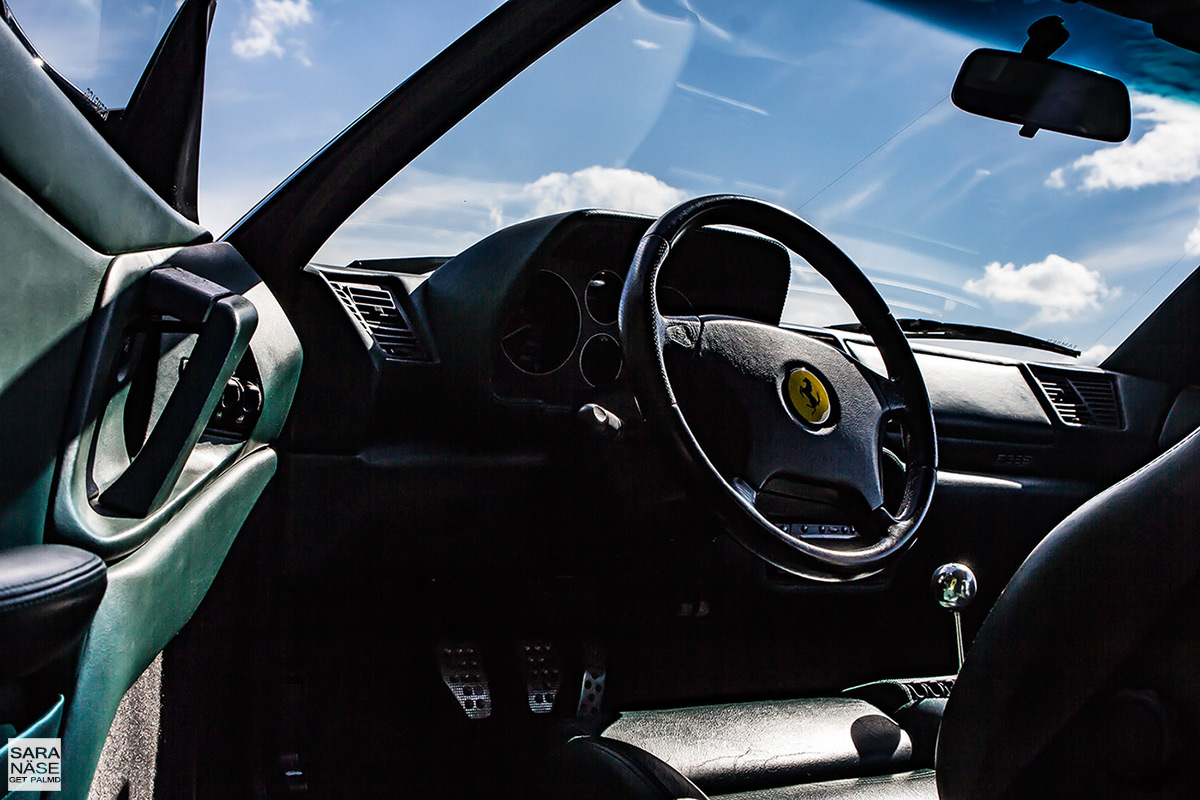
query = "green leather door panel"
(62, 448, 277, 794)
(0, 16, 302, 800)
(0, 174, 110, 548)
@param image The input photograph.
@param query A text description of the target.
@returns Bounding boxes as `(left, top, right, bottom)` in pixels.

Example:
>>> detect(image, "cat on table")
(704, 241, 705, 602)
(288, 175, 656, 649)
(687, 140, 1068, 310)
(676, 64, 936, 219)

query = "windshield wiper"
(829, 318, 1080, 358)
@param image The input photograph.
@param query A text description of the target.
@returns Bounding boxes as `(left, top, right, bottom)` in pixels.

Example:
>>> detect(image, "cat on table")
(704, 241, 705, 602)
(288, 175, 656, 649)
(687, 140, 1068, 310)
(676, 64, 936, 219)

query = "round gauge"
(580, 333, 623, 387)
(500, 271, 580, 375)
(584, 270, 622, 324)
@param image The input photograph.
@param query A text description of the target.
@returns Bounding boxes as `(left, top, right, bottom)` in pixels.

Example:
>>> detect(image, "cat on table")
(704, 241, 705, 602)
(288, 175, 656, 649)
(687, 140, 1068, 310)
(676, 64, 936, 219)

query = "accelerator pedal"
(577, 639, 606, 717)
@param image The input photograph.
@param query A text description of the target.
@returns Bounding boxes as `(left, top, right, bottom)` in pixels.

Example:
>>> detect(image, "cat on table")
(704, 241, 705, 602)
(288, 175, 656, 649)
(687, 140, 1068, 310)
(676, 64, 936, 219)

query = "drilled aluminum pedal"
(437, 642, 491, 720)
(577, 640, 607, 716)
(519, 640, 562, 714)
(577, 667, 606, 716)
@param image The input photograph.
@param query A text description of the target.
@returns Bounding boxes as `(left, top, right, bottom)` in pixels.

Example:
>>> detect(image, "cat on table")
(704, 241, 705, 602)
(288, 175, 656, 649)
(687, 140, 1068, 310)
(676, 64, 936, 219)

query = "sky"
(10, 0, 1200, 364)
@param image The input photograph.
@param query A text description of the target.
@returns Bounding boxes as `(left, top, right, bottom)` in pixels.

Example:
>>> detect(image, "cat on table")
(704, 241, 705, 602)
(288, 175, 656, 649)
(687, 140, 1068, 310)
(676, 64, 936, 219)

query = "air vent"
(1030, 367, 1121, 428)
(329, 280, 430, 362)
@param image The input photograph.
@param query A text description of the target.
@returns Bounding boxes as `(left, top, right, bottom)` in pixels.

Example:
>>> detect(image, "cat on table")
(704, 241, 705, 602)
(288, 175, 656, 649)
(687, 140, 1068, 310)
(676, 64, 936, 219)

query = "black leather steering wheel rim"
(618, 195, 937, 579)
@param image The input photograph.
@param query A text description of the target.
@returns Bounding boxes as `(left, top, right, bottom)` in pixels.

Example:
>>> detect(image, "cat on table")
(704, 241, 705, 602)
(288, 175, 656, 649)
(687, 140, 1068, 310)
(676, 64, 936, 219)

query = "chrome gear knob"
(932, 562, 977, 611)
(932, 563, 977, 671)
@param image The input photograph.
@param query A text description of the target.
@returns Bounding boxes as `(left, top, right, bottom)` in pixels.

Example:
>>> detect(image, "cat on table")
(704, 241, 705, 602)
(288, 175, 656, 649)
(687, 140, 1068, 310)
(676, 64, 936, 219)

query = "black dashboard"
(419, 211, 791, 423)
(298, 209, 1177, 489)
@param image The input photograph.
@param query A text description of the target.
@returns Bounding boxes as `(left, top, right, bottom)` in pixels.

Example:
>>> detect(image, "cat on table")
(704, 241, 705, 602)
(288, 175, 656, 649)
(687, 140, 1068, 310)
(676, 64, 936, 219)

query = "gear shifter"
(932, 563, 976, 671)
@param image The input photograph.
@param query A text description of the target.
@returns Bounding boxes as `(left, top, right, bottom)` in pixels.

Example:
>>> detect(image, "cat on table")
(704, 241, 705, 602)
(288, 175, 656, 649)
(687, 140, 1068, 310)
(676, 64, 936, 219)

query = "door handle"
(97, 267, 257, 517)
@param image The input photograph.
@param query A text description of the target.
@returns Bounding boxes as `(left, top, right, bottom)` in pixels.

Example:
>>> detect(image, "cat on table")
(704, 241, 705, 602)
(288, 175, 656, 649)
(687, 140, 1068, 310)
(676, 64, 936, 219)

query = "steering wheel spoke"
(660, 314, 701, 351)
(869, 371, 908, 414)
(619, 195, 936, 579)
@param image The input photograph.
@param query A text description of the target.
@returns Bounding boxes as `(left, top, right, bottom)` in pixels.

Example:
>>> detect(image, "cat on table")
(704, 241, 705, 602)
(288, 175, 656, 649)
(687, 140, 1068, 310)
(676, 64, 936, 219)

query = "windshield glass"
(312, 0, 1200, 365)
(10, 0, 1200, 364)
(4, 0, 178, 110)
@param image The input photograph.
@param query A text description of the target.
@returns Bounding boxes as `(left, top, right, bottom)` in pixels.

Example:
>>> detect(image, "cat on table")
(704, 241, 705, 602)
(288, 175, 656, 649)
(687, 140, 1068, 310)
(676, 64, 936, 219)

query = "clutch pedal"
(437, 642, 491, 720)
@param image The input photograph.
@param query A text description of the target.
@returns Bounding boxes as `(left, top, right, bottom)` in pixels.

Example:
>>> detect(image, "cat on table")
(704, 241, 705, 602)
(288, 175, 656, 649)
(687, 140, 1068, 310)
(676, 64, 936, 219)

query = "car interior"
(3, 0, 1200, 799)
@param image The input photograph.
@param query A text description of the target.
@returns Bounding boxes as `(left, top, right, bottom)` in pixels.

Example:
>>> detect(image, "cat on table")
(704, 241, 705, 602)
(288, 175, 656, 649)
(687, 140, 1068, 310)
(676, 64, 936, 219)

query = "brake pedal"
(437, 642, 491, 719)
(519, 640, 562, 714)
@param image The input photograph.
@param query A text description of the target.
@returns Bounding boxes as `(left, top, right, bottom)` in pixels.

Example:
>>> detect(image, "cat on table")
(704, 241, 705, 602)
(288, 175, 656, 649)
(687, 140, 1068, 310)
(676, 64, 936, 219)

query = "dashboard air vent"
(1030, 367, 1121, 428)
(329, 280, 430, 362)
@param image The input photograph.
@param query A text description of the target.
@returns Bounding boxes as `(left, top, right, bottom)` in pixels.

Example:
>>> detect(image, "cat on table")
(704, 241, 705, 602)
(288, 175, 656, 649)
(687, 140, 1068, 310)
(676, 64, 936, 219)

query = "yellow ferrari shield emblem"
(787, 368, 832, 425)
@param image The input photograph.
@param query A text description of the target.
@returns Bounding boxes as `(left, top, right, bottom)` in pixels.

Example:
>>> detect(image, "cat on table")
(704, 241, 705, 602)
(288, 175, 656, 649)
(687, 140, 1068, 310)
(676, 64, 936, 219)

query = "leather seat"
(543, 735, 936, 800)
(542, 425, 1200, 799)
(542, 736, 710, 800)
(600, 698, 917, 793)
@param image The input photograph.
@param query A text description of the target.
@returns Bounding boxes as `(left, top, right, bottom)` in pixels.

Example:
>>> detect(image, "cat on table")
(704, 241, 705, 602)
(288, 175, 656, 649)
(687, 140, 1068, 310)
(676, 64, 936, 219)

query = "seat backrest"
(938, 425, 1200, 798)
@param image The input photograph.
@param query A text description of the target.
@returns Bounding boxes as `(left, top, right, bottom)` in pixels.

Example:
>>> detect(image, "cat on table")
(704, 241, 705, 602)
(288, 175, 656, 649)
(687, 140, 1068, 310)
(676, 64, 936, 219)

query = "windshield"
(10, 0, 1200, 364)
(311, 0, 1200, 365)
(4, 0, 177, 110)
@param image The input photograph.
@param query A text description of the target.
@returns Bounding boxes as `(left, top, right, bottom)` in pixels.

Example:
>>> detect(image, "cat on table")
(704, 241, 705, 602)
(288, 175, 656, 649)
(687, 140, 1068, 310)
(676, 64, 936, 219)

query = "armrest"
(0, 545, 106, 679)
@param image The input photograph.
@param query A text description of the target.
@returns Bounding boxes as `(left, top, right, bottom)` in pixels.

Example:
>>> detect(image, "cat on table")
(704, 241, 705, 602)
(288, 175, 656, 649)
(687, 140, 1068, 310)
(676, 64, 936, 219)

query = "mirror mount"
(1021, 15, 1069, 58)
(1018, 16, 1070, 138)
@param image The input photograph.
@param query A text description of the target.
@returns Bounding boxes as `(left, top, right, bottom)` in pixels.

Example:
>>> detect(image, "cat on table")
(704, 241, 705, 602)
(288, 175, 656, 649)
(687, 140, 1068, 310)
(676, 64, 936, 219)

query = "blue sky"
(10, 0, 1200, 363)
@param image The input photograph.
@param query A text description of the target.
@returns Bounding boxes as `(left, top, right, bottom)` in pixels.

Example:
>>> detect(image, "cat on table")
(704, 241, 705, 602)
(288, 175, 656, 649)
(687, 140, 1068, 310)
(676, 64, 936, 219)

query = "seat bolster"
(541, 735, 710, 800)
(713, 769, 937, 800)
(602, 698, 913, 794)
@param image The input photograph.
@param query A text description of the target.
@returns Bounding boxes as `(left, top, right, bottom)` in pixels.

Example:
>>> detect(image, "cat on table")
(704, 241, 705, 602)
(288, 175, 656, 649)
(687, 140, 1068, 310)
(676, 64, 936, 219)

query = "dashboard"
(482, 212, 791, 416)
(302, 209, 1176, 489)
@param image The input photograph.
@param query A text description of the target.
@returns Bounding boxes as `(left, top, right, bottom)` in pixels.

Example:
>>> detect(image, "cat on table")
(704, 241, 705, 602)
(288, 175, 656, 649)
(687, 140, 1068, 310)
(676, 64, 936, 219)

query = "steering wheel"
(618, 195, 937, 579)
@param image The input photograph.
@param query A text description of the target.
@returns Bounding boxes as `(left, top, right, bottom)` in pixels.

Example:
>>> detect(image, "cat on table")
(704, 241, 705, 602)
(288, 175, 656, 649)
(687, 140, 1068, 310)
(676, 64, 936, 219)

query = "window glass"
(6, 0, 178, 110)
(317, 0, 1200, 362)
(12, 0, 1199, 362)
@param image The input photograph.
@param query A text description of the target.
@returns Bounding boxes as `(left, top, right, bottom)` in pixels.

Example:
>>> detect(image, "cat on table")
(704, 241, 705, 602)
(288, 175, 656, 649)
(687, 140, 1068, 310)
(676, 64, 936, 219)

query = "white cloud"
(1078, 343, 1114, 365)
(964, 254, 1117, 323)
(1187, 215, 1200, 254)
(232, 0, 313, 61)
(1048, 93, 1200, 191)
(1182, 204, 1200, 255)
(522, 166, 687, 218)
(633, 38, 661, 50)
(314, 166, 688, 264)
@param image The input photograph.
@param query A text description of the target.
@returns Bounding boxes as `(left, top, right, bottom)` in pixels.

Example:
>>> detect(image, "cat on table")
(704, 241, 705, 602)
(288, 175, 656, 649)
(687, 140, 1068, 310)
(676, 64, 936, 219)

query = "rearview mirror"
(952, 49, 1131, 142)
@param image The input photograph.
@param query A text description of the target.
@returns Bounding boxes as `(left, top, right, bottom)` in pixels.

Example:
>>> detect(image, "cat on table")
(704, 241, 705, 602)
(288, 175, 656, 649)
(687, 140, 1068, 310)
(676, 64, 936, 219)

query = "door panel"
(46, 245, 301, 799)
(51, 244, 297, 560)
(0, 174, 109, 548)
(62, 447, 278, 793)
(0, 16, 301, 800)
